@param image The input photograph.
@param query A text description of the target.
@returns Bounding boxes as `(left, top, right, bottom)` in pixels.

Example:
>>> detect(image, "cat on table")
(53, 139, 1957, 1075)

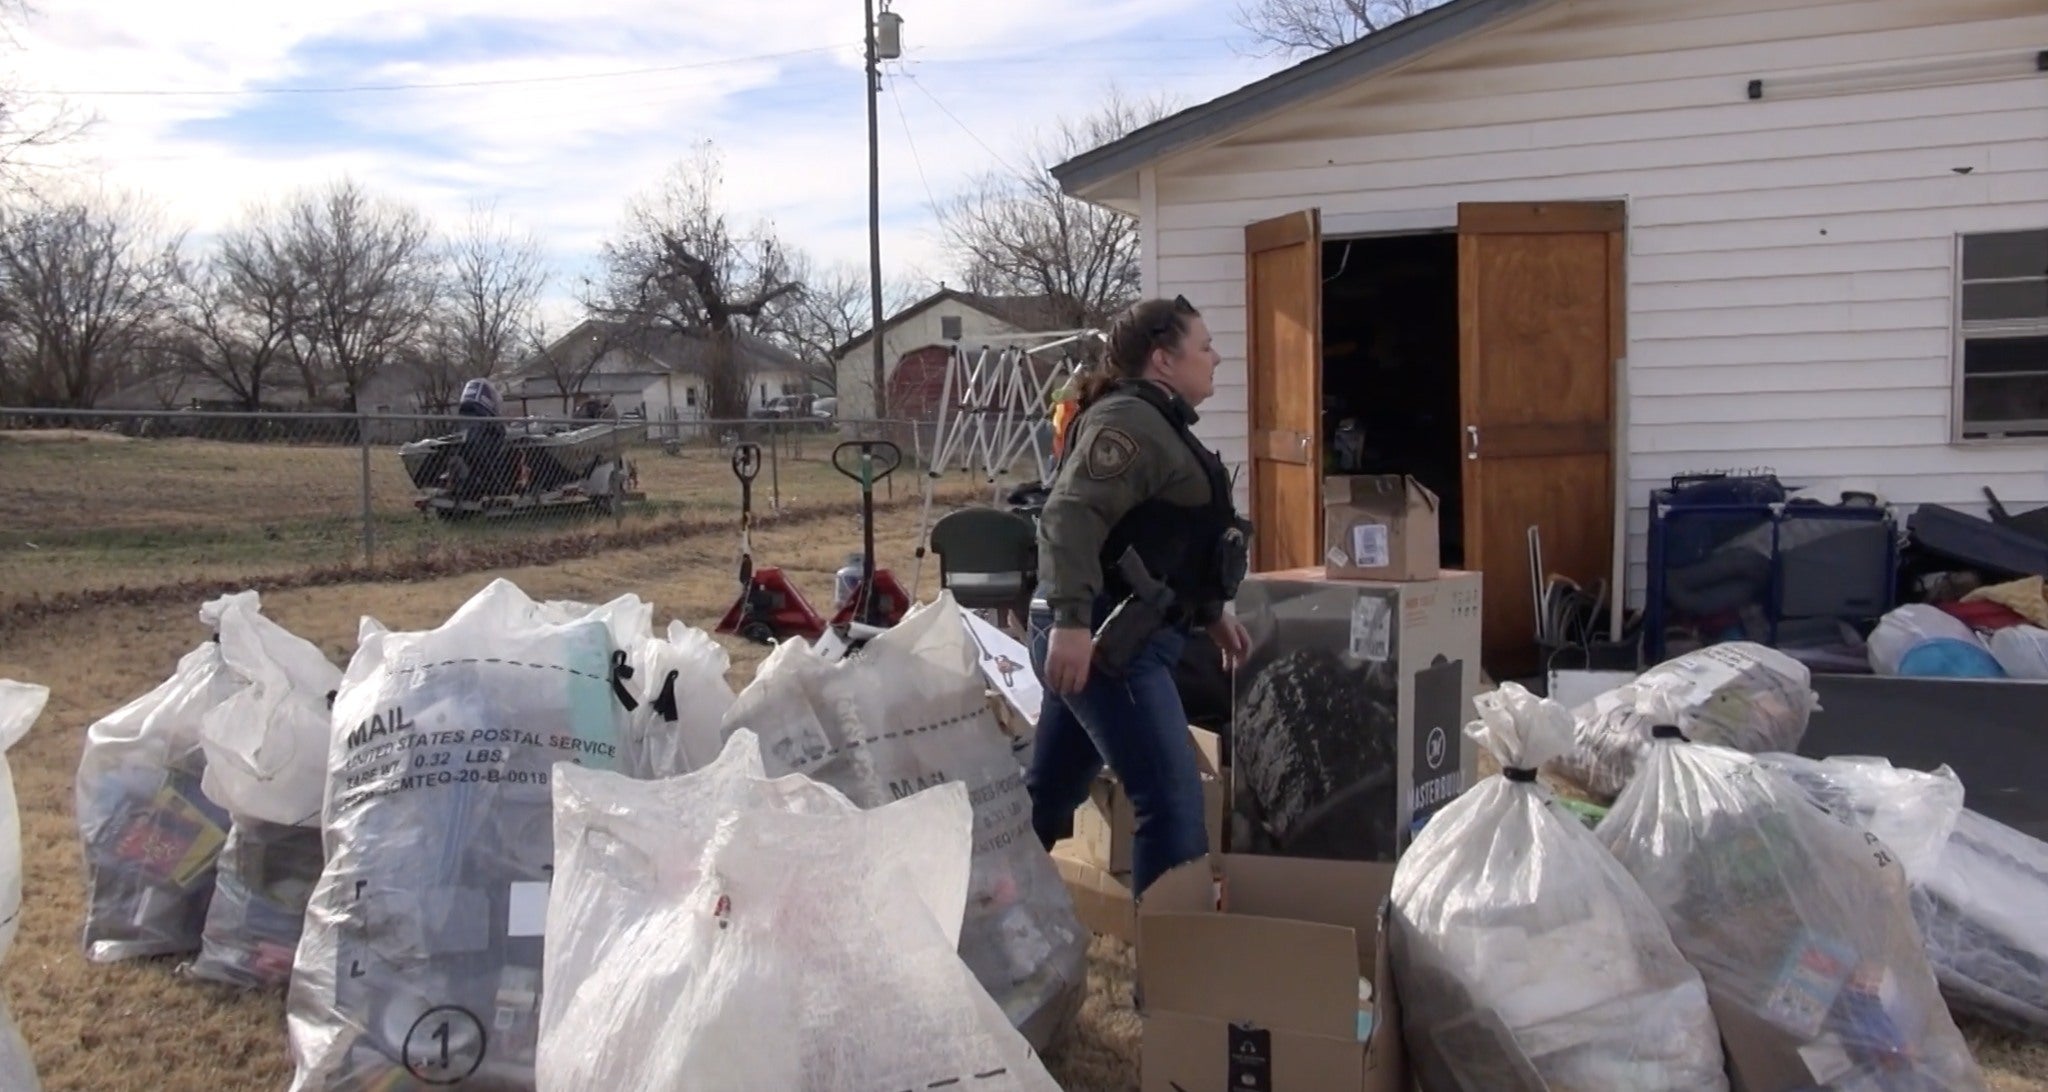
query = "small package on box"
(1324, 476, 1440, 581)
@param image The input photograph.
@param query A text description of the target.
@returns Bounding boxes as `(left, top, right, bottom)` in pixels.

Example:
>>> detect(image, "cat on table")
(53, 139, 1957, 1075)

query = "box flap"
(1220, 855, 1392, 969)
(1052, 847, 1136, 943)
(1188, 725, 1223, 777)
(1141, 857, 1216, 915)
(1323, 473, 1439, 514)
(1140, 911, 1360, 1039)
(1364, 903, 1408, 1092)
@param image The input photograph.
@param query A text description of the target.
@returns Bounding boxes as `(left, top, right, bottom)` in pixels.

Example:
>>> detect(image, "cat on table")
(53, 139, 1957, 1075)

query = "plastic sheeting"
(1988, 625, 2048, 680)
(199, 594, 344, 826)
(286, 580, 643, 1091)
(1390, 683, 1726, 1092)
(721, 595, 1087, 1050)
(537, 729, 1060, 1092)
(0, 681, 47, 1091)
(1552, 642, 1816, 802)
(1599, 688, 1986, 1091)
(76, 594, 250, 962)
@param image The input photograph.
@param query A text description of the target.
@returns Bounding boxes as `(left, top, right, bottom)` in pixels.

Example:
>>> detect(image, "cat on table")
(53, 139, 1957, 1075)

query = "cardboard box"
(1231, 569, 1483, 862)
(1137, 854, 1407, 1092)
(1072, 726, 1228, 875)
(1323, 475, 1440, 581)
(1050, 846, 1137, 944)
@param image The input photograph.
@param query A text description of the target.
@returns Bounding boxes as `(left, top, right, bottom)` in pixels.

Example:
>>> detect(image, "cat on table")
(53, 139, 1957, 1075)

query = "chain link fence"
(0, 407, 961, 614)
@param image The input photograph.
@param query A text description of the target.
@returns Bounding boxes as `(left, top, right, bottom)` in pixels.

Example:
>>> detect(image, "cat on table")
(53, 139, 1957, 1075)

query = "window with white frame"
(1957, 229, 2048, 440)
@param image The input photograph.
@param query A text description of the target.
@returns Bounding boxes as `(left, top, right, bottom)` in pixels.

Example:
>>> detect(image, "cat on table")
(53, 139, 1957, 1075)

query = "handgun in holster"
(1092, 547, 1178, 678)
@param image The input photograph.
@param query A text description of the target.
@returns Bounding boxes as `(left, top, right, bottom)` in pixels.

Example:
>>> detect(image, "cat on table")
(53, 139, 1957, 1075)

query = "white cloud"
(8, 0, 1282, 314)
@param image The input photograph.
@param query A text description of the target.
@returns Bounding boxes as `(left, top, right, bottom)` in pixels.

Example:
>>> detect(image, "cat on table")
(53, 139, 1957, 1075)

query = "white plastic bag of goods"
(630, 620, 736, 777)
(183, 817, 328, 990)
(1390, 683, 1726, 1092)
(75, 592, 252, 962)
(0, 681, 48, 1091)
(1866, 604, 1980, 676)
(537, 729, 1060, 1092)
(199, 594, 345, 827)
(1751, 753, 1966, 880)
(1598, 685, 1987, 1091)
(1989, 625, 2048, 680)
(720, 594, 1087, 1049)
(1551, 642, 1817, 801)
(285, 578, 642, 1092)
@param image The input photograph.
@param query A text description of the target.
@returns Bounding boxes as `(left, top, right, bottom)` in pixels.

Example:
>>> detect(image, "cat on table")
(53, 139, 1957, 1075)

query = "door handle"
(1466, 425, 1480, 460)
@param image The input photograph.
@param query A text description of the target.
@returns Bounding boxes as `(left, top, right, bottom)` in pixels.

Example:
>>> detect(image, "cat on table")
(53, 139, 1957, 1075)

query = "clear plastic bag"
(1751, 754, 1965, 880)
(184, 818, 327, 990)
(721, 595, 1087, 1050)
(0, 681, 48, 1091)
(1390, 683, 1727, 1092)
(199, 593, 344, 826)
(629, 620, 736, 777)
(537, 729, 1060, 1092)
(286, 579, 641, 1091)
(75, 594, 250, 962)
(1914, 809, 2048, 1038)
(1599, 685, 1986, 1091)
(1553, 642, 1816, 801)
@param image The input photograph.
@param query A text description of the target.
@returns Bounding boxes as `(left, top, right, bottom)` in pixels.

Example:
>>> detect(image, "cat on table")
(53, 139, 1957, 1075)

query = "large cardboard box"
(1231, 569, 1482, 862)
(1049, 847, 1137, 944)
(1323, 475, 1440, 582)
(1137, 854, 1407, 1092)
(1072, 726, 1227, 875)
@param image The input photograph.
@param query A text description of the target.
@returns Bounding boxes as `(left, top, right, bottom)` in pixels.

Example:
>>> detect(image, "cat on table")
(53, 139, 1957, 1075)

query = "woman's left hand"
(1206, 614, 1250, 671)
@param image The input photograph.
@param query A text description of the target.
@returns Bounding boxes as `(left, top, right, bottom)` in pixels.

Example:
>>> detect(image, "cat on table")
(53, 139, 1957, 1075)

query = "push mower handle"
(832, 440, 901, 484)
(731, 442, 762, 482)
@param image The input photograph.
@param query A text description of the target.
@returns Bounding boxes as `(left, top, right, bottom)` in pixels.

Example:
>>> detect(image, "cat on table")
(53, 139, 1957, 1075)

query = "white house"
(505, 318, 813, 434)
(1053, 0, 2048, 672)
(832, 287, 1069, 418)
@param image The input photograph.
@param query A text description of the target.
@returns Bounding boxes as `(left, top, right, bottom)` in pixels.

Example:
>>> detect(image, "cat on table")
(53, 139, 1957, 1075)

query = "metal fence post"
(358, 412, 375, 566)
(768, 423, 782, 514)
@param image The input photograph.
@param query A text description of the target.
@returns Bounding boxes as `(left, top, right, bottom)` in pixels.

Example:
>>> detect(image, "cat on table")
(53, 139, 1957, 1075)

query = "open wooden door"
(1458, 201, 1622, 678)
(1245, 209, 1323, 573)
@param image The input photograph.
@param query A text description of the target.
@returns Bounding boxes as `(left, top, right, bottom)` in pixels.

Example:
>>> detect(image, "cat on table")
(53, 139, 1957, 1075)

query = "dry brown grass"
(0, 500, 2040, 1090)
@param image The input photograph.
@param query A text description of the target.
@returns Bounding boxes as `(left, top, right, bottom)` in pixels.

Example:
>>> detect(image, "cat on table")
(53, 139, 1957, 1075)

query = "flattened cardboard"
(1324, 475, 1440, 582)
(1051, 846, 1136, 944)
(1137, 854, 1408, 1092)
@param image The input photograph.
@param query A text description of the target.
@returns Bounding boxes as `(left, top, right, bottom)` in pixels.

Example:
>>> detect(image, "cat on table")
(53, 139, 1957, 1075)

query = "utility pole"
(864, 0, 888, 421)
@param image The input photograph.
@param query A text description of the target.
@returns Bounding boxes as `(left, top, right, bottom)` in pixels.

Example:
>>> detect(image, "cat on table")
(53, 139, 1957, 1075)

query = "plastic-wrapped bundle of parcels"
(75, 592, 253, 962)
(720, 594, 1087, 1049)
(1553, 642, 1817, 801)
(537, 728, 1060, 1091)
(1600, 684, 1986, 1091)
(286, 580, 668, 1091)
(1390, 683, 1727, 1091)
(184, 592, 343, 989)
(0, 681, 48, 1091)
(1758, 753, 2048, 1039)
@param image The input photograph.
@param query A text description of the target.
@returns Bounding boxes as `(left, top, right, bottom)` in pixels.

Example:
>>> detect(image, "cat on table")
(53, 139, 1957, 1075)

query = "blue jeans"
(1026, 604, 1210, 898)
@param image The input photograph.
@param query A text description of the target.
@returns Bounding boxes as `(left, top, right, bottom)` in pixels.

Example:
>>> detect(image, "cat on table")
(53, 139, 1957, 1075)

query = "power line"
(46, 43, 855, 97)
(896, 70, 1028, 179)
(884, 75, 944, 220)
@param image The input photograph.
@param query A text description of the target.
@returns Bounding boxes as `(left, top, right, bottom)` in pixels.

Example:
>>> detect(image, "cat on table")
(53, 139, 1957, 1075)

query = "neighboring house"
(1052, 0, 2048, 672)
(832, 287, 1074, 419)
(504, 318, 812, 435)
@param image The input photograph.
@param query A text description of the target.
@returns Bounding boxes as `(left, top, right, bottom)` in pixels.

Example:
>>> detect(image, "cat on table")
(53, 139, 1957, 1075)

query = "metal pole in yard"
(358, 413, 375, 565)
(865, 0, 889, 421)
(769, 422, 782, 513)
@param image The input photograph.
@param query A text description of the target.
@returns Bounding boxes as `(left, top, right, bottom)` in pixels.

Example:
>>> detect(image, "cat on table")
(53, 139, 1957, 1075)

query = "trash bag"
(76, 593, 251, 962)
(184, 818, 328, 990)
(0, 681, 47, 1091)
(1988, 625, 2048, 679)
(1552, 642, 1816, 802)
(721, 594, 1087, 1050)
(1389, 683, 1727, 1092)
(1867, 605, 1982, 676)
(628, 620, 736, 777)
(1751, 753, 1965, 879)
(537, 729, 1060, 1092)
(1598, 685, 1987, 1091)
(199, 593, 344, 826)
(286, 579, 642, 1092)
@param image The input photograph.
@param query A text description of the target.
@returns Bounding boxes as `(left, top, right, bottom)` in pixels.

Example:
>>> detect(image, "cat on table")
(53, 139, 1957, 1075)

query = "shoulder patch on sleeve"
(1085, 426, 1141, 480)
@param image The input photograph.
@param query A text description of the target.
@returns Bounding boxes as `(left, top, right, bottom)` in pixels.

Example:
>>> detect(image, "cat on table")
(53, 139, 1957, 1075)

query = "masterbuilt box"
(1230, 568, 1483, 862)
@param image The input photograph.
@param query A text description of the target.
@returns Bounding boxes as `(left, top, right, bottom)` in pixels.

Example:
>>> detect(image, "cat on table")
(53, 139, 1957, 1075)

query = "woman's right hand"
(1043, 625, 1095, 695)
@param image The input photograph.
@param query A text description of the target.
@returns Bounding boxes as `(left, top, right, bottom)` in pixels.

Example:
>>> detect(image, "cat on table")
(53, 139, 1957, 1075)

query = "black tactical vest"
(1066, 381, 1249, 613)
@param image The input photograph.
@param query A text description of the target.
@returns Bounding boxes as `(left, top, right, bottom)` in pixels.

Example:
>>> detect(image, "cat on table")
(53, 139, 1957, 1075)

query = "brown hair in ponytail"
(1074, 295, 1201, 413)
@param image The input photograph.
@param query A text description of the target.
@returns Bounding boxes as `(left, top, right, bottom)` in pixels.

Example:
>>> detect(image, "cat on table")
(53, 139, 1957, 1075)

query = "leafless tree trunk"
(939, 87, 1179, 330)
(0, 193, 181, 407)
(280, 178, 437, 412)
(589, 142, 801, 420)
(0, 1, 94, 198)
(767, 254, 926, 394)
(1232, 0, 1448, 59)
(442, 198, 545, 380)
(168, 213, 302, 410)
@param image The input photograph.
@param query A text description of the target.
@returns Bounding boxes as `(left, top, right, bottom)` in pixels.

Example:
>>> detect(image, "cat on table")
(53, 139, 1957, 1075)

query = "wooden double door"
(1245, 201, 1624, 678)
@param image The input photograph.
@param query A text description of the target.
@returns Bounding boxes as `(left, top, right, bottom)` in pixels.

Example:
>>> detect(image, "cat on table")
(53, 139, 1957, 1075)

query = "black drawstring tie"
(650, 670, 681, 724)
(1651, 723, 1689, 742)
(609, 650, 640, 712)
(1503, 767, 1538, 783)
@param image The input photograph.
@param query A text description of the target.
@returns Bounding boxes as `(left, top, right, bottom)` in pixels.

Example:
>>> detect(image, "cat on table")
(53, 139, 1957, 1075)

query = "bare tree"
(589, 142, 801, 419)
(1232, 0, 1448, 59)
(513, 320, 627, 414)
(441, 198, 545, 380)
(939, 87, 1178, 330)
(768, 254, 926, 393)
(0, 192, 181, 407)
(166, 210, 302, 410)
(0, 1, 93, 196)
(278, 178, 437, 411)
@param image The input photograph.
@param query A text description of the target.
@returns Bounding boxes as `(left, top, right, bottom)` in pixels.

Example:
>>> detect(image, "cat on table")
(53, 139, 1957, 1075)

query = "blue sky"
(14, 0, 1289, 326)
